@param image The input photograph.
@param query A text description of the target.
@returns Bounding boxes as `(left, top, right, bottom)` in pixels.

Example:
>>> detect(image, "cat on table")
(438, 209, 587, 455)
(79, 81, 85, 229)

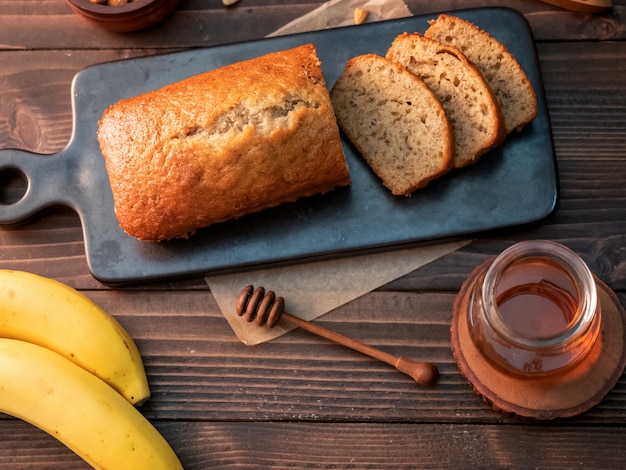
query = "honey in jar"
(468, 240, 601, 378)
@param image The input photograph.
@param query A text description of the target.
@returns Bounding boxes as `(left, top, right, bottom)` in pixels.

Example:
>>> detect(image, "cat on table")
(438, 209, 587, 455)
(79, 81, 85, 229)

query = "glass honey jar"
(467, 240, 601, 378)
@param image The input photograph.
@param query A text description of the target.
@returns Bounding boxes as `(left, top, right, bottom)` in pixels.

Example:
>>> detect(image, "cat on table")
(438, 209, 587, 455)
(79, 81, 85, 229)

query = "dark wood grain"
(3, 419, 626, 469)
(0, 0, 625, 50)
(1, 0, 626, 468)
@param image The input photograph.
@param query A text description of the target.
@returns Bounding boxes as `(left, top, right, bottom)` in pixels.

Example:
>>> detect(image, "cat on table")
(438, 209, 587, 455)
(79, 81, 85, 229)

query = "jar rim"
(481, 240, 598, 350)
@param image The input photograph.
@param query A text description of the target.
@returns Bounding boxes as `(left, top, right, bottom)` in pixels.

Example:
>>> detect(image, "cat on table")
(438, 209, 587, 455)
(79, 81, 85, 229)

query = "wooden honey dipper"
(236, 285, 439, 386)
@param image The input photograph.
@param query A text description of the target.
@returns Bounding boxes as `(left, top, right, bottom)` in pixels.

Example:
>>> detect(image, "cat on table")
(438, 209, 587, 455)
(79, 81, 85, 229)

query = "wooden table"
(1, 0, 626, 467)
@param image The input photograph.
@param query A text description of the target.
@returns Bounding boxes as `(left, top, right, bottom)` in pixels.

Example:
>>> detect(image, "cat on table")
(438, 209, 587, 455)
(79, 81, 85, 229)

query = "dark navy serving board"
(0, 8, 557, 284)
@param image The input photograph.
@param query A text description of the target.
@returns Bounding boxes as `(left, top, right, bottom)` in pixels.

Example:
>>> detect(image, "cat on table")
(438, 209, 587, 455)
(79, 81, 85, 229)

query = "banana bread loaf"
(97, 44, 351, 241)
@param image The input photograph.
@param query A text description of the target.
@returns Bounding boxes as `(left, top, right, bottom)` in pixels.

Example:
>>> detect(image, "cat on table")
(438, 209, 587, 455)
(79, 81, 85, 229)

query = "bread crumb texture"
(331, 54, 453, 196)
(387, 33, 505, 168)
(425, 14, 538, 134)
(330, 15, 538, 197)
(98, 44, 350, 241)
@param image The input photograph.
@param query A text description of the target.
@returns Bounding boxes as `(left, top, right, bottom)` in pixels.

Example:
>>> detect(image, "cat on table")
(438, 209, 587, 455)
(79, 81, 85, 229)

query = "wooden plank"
(2, 419, 626, 469)
(14, 288, 611, 425)
(86, 290, 476, 422)
(0, 0, 320, 50)
(0, 49, 174, 153)
(0, 0, 625, 51)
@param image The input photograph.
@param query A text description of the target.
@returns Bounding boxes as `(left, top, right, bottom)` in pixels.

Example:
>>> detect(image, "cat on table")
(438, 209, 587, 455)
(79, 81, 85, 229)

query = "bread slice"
(386, 33, 505, 168)
(330, 54, 453, 196)
(425, 14, 538, 134)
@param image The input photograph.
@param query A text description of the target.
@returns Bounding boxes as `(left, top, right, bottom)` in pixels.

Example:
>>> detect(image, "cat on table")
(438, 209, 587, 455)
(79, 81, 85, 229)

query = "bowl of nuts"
(66, 0, 180, 32)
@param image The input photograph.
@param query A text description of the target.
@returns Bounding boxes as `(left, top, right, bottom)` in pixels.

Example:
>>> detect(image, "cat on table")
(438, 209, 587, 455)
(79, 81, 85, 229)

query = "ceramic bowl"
(66, 0, 180, 32)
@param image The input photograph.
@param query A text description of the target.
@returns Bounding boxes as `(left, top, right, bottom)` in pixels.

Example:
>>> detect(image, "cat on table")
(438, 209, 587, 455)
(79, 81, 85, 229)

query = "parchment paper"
(207, 240, 469, 345)
(205, 0, 471, 345)
(267, 0, 412, 37)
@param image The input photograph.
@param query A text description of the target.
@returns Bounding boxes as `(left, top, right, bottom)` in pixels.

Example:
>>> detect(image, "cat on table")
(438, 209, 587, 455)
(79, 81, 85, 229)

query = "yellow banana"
(0, 269, 149, 405)
(0, 338, 183, 470)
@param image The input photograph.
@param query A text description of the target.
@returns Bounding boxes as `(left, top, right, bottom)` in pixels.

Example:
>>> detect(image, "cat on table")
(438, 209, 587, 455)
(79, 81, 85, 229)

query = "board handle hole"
(0, 168, 28, 205)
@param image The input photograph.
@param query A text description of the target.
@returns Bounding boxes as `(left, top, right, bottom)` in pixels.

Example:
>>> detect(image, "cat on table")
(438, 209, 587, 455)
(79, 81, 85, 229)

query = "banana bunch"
(0, 269, 183, 469)
(0, 269, 149, 404)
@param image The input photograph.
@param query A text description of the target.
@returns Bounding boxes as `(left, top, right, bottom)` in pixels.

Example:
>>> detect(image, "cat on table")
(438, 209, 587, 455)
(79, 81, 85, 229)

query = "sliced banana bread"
(386, 33, 504, 168)
(425, 14, 538, 134)
(330, 54, 453, 196)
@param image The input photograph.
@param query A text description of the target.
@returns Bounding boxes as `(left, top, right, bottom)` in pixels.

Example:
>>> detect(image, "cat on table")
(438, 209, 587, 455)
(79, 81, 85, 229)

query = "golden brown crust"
(98, 44, 350, 241)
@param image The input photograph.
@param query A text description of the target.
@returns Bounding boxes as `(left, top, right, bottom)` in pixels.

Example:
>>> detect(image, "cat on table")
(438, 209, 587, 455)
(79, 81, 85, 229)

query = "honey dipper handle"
(281, 312, 439, 386)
